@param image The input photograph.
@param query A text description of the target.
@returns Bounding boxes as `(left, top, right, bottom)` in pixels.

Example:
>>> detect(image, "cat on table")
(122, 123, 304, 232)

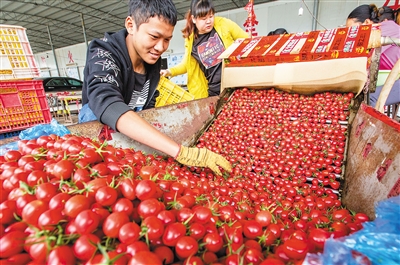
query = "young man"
(79, 0, 231, 176)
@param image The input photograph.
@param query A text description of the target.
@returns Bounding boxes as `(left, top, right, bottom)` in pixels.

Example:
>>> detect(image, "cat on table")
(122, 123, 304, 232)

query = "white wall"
(33, 0, 387, 83)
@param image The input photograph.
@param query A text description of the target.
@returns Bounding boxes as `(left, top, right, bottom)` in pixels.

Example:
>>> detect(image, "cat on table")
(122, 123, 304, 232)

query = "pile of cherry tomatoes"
(0, 88, 370, 264)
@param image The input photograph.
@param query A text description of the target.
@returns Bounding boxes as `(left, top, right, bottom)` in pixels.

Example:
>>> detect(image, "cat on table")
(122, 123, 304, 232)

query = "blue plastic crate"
(0, 130, 21, 139)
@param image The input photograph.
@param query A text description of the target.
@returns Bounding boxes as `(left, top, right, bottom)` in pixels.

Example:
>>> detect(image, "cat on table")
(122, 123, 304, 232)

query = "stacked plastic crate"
(0, 25, 51, 139)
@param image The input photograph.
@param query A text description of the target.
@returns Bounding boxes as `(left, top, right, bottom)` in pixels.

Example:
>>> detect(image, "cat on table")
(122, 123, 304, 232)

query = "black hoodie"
(82, 29, 160, 130)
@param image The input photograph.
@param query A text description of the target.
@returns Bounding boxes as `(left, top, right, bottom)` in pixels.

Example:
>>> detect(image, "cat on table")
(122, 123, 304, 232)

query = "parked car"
(35, 77, 83, 92)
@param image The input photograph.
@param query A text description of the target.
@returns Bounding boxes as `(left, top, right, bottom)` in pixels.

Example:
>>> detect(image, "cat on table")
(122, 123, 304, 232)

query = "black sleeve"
(84, 41, 131, 130)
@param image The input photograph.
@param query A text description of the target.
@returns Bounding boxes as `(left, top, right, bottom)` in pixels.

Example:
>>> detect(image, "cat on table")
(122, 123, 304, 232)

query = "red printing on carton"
(224, 25, 373, 67)
(388, 176, 400, 198)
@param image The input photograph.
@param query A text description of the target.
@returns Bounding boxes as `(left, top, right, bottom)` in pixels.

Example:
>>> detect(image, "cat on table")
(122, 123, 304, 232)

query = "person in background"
(160, 0, 249, 99)
(346, 4, 380, 26)
(267, 28, 288, 36)
(346, 4, 400, 108)
(79, 0, 232, 176)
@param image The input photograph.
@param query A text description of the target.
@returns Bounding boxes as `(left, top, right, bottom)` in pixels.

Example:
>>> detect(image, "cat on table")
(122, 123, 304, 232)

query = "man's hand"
(175, 146, 232, 176)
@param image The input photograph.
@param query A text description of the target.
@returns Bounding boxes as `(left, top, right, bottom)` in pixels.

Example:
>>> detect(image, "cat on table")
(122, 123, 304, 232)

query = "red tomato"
(26, 235, 54, 262)
(118, 178, 137, 200)
(95, 186, 118, 206)
(260, 257, 285, 265)
(3, 150, 22, 162)
(4, 222, 27, 233)
(175, 236, 199, 259)
(37, 208, 65, 231)
(153, 245, 174, 265)
(128, 251, 162, 265)
(137, 198, 163, 219)
(243, 248, 264, 265)
(139, 165, 159, 180)
(52, 159, 76, 180)
(21, 199, 48, 228)
(27, 170, 49, 186)
(282, 238, 309, 260)
(111, 198, 134, 216)
(0, 253, 31, 264)
(162, 222, 187, 247)
(0, 231, 27, 258)
(47, 245, 76, 265)
(308, 228, 330, 250)
(354, 212, 369, 223)
(183, 255, 205, 265)
(119, 222, 141, 245)
(255, 210, 273, 227)
(73, 234, 100, 261)
(48, 192, 71, 210)
(203, 232, 224, 253)
(35, 182, 58, 202)
(189, 222, 207, 241)
(64, 195, 92, 218)
(135, 179, 157, 200)
(74, 209, 100, 234)
(193, 206, 212, 224)
(243, 220, 263, 239)
(103, 212, 130, 238)
(0, 200, 16, 225)
(141, 216, 164, 240)
(157, 210, 176, 225)
(125, 241, 149, 257)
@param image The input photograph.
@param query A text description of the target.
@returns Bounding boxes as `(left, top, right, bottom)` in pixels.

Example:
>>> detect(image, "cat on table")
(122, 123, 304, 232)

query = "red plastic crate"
(0, 80, 51, 133)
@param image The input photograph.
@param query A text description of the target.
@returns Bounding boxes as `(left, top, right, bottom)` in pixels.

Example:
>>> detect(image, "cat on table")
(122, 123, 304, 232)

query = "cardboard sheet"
(222, 57, 367, 95)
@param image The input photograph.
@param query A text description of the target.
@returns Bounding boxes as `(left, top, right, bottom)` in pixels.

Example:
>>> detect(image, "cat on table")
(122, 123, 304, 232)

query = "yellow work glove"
(175, 146, 232, 176)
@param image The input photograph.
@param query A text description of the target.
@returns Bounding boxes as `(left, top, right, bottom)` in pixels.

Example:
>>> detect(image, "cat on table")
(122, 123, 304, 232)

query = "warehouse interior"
(0, 0, 399, 264)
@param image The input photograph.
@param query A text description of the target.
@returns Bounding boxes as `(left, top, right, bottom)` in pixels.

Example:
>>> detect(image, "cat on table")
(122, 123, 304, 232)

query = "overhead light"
(298, 6, 304, 16)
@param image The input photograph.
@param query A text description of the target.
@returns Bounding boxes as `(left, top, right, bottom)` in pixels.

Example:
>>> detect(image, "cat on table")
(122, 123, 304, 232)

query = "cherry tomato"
(0, 231, 27, 258)
(128, 251, 162, 265)
(74, 209, 100, 234)
(47, 245, 76, 265)
(64, 195, 92, 218)
(141, 215, 164, 240)
(282, 238, 309, 260)
(103, 212, 130, 238)
(52, 159, 76, 180)
(118, 222, 141, 245)
(73, 234, 100, 261)
(175, 236, 199, 259)
(135, 179, 157, 200)
(162, 222, 187, 247)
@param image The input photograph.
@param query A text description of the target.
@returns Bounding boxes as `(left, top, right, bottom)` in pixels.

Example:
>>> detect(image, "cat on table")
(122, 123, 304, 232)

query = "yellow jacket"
(169, 17, 249, 99)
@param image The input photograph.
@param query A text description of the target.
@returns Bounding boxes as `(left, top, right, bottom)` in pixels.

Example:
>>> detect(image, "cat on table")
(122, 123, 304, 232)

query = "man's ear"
(125, 16, 136, 34)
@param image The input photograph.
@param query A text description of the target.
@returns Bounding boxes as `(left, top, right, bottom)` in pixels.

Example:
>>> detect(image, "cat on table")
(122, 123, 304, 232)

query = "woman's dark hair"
(396, 7, 400, 25)
(347, 4, 379, 24)
(128, 0, 177, 29)
(181, 0, 215, 39)
(267, 28, 288, 36)
(377, 6, 395, 22)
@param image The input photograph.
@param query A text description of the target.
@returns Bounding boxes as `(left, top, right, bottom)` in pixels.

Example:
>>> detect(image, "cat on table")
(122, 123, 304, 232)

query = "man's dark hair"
(128, 0, 177, 28)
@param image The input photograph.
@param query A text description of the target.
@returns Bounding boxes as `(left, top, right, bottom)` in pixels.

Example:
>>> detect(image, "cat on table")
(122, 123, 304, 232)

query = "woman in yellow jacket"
(160, 0, 249, 99)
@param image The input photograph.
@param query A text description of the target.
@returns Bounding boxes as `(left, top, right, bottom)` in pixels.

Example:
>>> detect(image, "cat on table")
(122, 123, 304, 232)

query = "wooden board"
(341, 103, 400, 219)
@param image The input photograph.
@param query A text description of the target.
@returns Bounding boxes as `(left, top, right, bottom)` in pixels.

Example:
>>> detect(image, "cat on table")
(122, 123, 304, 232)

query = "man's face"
(126, 16, 174, 65)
